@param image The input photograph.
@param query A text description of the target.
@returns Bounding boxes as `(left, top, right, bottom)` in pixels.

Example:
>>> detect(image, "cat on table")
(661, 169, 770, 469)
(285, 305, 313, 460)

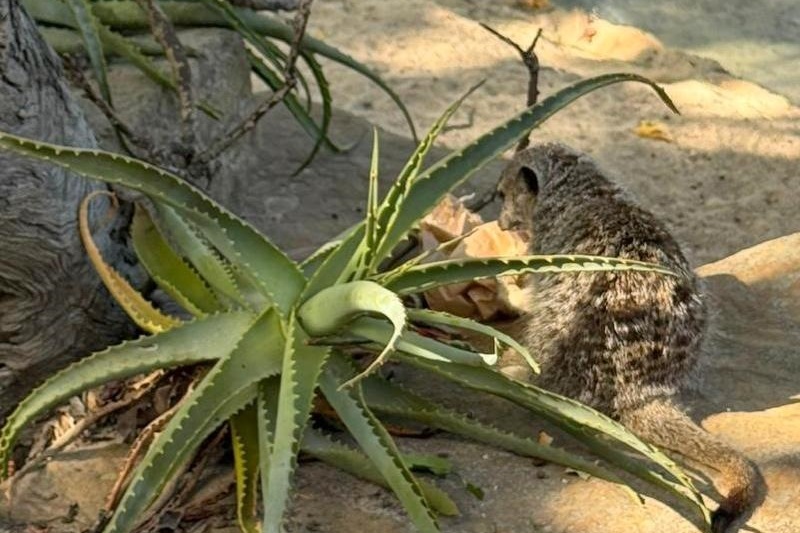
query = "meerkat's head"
(496, 142, 581, 232)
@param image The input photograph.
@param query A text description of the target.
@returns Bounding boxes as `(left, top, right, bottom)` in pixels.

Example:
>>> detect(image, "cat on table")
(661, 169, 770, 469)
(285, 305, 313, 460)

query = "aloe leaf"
(399, 355, 711, 524)
(382, 255, 675, 295)
(132, 204, 221, 315)
(319, 354, 439, 532)
(348, 317, 497, 367)
(152, 205, 244, 307)
(354, 128, 381, 278)
(371, 81, 484, 270)
(294, 50, 337, 172)
(408, 308, 538, 373)
(301, 427, 459, 516)
(106, 308, 286, 533)
(0, 310, 254, 476)
(262, 316, 329, 533)
(374, 74, 678, 262)
(0, 132, 305, 314)
(360, 376, 638, 498)
(26, 0, 417, 140)
(79, 191, 181, 333)
(257, 377, 280, 489)
(230, 403, 261, 533)
(65, 0, 112, 104)
(41, 26, 163, 56)
(298, 281, 406, 388)
(301, 222, 365, 299)
(246, 49, 340, 154)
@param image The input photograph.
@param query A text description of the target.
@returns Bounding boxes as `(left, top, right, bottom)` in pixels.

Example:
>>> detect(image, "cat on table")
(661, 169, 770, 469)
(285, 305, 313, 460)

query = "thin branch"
(480, 23, 543, 151)
(103, 400, 181, 512)
(468, 25, 545, 213)
(229, 0, 299, 10)
(9, 371, 165, 484)
(135, 0, 197, 150)
(198, 0, 315, 162)
(61, 54, 152, 155)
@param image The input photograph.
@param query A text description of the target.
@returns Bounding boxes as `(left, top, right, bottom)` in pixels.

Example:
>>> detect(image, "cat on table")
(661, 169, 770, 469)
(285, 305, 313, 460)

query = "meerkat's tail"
(620, 398, 760, 533)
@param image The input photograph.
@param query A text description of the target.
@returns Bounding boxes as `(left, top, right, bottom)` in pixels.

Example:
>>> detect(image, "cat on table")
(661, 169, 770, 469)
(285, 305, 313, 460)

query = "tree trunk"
(0, 0, 136, 421)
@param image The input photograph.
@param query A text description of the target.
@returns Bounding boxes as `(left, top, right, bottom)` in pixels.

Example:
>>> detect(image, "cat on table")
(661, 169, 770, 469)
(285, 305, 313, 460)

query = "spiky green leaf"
(0, 311, 255, 476)
(371, 81, 484, 270)
(302, 223, 366, 298)
(301, 427, 458, 516)
(151, 205, 244, 307)
(0, 132, 305, 314)
(399, 355, 711, 525)
(407, 308, 538, 373)
(382, 255, 675, 295)
(320, 354, 439, 533)
(262, 316, 329, 533)
(361, 375, 637, 497)
(347, 317, 497, 367)
(230, 404, 261, 533)
(105, 308, 285, 533)
(132, 204, 221, 315)
(373, 73, 678, 262)
(298, 281, 406, 387)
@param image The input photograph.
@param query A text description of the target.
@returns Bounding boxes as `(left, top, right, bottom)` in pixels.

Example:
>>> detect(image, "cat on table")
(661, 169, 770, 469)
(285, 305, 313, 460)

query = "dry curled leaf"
(516, 0, 550, 9)
(635, 120, 673, 142)
(420, 195, 529, 320)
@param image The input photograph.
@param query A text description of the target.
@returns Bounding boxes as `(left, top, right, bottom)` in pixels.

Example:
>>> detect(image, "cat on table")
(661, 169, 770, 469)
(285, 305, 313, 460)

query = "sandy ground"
(305, 0, 800, 266)
(2, 2, 800, 533)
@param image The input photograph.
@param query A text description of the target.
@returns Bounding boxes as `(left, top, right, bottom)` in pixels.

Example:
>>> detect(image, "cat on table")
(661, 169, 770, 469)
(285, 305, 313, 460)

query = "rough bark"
(0, 0, 136, 421)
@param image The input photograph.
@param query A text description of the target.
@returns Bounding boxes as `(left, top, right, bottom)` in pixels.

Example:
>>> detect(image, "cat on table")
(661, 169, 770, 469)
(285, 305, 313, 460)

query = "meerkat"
(496, 142, 759, 533)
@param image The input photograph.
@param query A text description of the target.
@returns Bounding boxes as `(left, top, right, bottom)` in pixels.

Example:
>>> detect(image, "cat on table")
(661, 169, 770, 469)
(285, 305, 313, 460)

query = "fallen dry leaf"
(516, 0, 550, 9)
(419, 195, 529, 320)
(634, 120, 673, 142)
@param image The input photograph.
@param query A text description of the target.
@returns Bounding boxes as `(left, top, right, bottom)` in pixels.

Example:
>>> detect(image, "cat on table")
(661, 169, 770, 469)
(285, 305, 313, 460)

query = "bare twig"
(135, 0, 197, 150)
(61, 54, 152, 155)
(198, 0, 315, 163)
(468, 25, 544, 213)
(9, 371, 165, 484)
(480, 23, 543, 151)
(229, 0, 299, 10)
(136, 427, 229, 533)
(441, 107, 476, 133)
(102, 400, 181, 512)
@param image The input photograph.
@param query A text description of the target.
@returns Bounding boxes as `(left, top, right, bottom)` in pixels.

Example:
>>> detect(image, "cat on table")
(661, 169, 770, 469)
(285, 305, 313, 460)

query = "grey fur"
(497, 142, 759, 532)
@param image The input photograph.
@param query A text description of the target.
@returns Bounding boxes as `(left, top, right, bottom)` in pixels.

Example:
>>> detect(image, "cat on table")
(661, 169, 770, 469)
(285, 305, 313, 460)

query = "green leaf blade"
(105, 308, 286, 533)
(0, 133, 305, 314)
(320, 354, 439, 533)
(262, 317, 329, 533)
(230, 404, 261, 533)
(132, 205, 222, 315)
(0, 310, 255, 477)
(382, 254, 676, 295)
(298, 281, 407, 387)
(375, 73, 678, 261)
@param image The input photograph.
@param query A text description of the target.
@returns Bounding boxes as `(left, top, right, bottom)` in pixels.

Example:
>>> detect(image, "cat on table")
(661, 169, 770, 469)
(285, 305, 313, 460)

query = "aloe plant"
(0, 73, 713, 533)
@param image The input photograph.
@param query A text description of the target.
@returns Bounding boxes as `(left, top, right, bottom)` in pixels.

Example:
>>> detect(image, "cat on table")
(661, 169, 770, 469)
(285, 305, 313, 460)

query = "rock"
(82, 28, 253, 153)
(0, 442, 128, 531)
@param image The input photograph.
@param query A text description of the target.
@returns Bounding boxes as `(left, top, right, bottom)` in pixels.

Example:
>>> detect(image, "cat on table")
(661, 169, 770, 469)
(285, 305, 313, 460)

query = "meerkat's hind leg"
(619, 398, 762, 533)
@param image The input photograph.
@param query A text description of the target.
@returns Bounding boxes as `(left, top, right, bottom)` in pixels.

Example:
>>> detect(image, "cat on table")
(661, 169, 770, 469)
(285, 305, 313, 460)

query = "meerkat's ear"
(519, 166, 539, 195)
